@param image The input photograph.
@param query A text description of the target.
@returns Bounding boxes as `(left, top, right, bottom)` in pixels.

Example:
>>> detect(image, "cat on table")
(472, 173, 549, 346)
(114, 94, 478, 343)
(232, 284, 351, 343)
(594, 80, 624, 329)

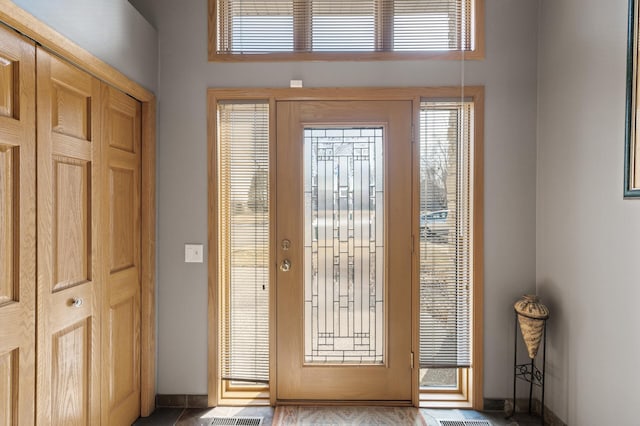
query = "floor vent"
(209, 417, 264, 426)
(439, 421, 492, 426)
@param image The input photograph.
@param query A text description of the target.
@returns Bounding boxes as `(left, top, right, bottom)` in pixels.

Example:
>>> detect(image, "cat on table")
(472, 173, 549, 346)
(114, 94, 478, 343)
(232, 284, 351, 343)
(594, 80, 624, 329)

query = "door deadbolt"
(280, 259, 292, 272)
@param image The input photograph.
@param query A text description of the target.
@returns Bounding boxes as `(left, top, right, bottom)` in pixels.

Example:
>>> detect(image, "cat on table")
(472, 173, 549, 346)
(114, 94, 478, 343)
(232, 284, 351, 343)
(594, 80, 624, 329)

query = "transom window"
(209, 0, 484, 60)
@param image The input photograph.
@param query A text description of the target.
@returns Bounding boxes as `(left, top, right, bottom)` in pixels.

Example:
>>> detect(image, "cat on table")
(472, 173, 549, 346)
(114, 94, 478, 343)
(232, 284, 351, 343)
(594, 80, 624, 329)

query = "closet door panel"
(0, 25, 35, 426)
(0, 56, 15, 118)
(101, 84, 141, 426)
(50, 319, 91, 426)
(0, 349, 18, 425)
(0, 146, 15, 304)
(52, 157, 91, 291)
(37, 47, 101, 426)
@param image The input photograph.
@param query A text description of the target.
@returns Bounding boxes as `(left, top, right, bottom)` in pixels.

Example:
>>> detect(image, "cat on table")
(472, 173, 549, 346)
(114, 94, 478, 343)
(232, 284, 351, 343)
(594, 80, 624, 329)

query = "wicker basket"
(514, 295, 549, 359)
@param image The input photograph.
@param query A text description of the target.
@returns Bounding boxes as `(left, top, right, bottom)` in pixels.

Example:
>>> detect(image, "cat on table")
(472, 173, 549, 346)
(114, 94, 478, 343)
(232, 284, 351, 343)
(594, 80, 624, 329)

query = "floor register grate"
(439, 421, 492, 426)
(209, 417, 264, 426)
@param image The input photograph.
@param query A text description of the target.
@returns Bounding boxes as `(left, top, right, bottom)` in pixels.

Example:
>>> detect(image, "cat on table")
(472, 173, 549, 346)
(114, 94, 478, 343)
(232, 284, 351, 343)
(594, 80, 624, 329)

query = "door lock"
(280, 259, 292, 272)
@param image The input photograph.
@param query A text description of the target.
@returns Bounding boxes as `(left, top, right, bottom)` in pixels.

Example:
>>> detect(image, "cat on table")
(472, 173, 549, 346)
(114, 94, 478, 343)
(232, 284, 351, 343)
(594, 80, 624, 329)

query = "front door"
(276, 100, 413, 402)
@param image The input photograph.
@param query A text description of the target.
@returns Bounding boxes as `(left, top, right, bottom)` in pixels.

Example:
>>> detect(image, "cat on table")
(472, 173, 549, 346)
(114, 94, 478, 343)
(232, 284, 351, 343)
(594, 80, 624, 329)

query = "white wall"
(12, 0, 158, 92)
(537, 0, 640, 424)
(150, 0, 539, 397)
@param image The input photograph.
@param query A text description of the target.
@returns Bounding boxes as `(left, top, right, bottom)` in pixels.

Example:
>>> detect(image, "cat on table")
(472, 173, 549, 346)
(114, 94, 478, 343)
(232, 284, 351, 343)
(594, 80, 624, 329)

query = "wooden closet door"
(0, 25, 36, 426)
(36, 48, 102, 426)
(101, 84, 141, 426)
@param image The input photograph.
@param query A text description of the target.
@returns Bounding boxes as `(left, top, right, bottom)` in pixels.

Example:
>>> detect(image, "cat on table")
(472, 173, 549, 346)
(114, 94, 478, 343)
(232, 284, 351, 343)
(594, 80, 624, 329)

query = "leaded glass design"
(303, 127, 384, 364)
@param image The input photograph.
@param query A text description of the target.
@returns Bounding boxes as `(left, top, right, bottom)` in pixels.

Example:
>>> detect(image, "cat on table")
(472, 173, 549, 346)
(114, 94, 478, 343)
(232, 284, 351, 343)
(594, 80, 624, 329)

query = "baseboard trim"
(156, 394, 210, 408)
(483, 398, 566, 426)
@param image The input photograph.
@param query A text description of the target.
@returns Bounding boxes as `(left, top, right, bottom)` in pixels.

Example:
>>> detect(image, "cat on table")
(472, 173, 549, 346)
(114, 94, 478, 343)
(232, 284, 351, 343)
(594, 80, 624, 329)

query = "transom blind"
(419, 100, 473, 369)
(216, 0, 473, 54)
(218, 102, 270, 384)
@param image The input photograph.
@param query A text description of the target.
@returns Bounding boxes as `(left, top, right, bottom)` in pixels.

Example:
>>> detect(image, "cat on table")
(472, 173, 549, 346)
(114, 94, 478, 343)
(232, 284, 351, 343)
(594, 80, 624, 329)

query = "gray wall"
(151, 0, 539, 396)
(537, 0, 640, 424)
(12, 0, 158, 92)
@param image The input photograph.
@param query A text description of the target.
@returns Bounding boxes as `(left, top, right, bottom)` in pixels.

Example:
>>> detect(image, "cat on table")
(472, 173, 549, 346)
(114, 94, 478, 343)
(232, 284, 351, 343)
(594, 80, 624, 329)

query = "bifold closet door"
(36, 47, 102, 425)
(0, 25, 36, 426)
(101, 84, 142, 426)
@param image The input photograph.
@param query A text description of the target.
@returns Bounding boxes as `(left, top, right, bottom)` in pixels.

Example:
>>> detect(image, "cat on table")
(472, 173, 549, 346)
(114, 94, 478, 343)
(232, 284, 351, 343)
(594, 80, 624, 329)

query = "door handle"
(280, 259, 291, 272)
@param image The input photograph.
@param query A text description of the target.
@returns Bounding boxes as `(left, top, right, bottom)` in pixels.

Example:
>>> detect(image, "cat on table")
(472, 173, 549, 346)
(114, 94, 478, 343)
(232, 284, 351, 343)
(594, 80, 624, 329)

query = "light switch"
(185, 244, 203, 263)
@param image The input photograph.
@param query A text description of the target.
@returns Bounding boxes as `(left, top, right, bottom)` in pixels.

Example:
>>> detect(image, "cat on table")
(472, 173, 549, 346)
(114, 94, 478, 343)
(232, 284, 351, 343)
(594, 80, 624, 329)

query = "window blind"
(216, 0, 474, 54)
(218, 102, 270, 384)
(419, 100, 473, 369)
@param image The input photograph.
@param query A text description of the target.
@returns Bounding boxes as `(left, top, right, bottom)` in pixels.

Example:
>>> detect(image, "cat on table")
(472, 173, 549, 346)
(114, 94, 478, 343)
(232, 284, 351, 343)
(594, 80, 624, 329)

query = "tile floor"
(134, 406, 544, 426)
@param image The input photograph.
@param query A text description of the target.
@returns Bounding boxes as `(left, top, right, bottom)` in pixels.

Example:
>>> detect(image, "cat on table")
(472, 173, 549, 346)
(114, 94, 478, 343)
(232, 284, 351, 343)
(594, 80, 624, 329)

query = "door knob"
(280, 259, 291, 272)
(71, 297, 83, 308)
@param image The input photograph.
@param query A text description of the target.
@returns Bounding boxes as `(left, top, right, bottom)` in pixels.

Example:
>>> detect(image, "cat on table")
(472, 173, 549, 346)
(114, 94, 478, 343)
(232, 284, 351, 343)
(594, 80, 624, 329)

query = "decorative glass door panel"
(276, 100, 412, 402)
(303, 127, 384, 365)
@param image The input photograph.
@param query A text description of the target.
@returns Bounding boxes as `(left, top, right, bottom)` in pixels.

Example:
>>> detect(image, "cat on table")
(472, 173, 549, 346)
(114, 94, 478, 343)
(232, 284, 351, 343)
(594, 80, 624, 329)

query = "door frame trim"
(207, 87, 484, 409)
(0, 3, 157, 416)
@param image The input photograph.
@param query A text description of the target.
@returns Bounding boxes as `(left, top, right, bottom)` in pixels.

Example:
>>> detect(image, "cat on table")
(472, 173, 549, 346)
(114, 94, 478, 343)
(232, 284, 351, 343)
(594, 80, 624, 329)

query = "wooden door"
(36, 48, 102, 426)
(101, 84, 141, 426)
(276, 100, 413, 402)
(0, 25, 36, 426)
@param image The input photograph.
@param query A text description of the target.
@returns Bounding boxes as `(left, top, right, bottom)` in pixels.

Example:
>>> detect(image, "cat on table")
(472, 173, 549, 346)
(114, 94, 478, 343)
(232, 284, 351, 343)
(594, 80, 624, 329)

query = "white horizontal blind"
(216, 0, 473, 54)
(311, 1, 376, 51)
(393, 0, 471, 51)
(219, 0, 294, 53)
(419, 100, 473, 369)
(218, 102, 270, 384)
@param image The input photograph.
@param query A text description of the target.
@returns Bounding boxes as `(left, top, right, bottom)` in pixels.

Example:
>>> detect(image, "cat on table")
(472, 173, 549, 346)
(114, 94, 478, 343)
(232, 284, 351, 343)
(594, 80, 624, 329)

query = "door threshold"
(275, 400, 413, 407)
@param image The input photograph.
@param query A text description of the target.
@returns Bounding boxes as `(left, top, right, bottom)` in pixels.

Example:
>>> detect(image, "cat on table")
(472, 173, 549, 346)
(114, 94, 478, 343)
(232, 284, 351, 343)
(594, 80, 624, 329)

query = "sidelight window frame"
(208, 87, 483, 408)
(418, 98, 477, 407)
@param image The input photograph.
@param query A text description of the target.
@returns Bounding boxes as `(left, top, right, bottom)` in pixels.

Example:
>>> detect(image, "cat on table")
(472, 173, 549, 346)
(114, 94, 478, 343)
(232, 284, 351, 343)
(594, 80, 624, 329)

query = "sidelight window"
(217, 102, 270, 395)
(419, 99, 476, 404)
